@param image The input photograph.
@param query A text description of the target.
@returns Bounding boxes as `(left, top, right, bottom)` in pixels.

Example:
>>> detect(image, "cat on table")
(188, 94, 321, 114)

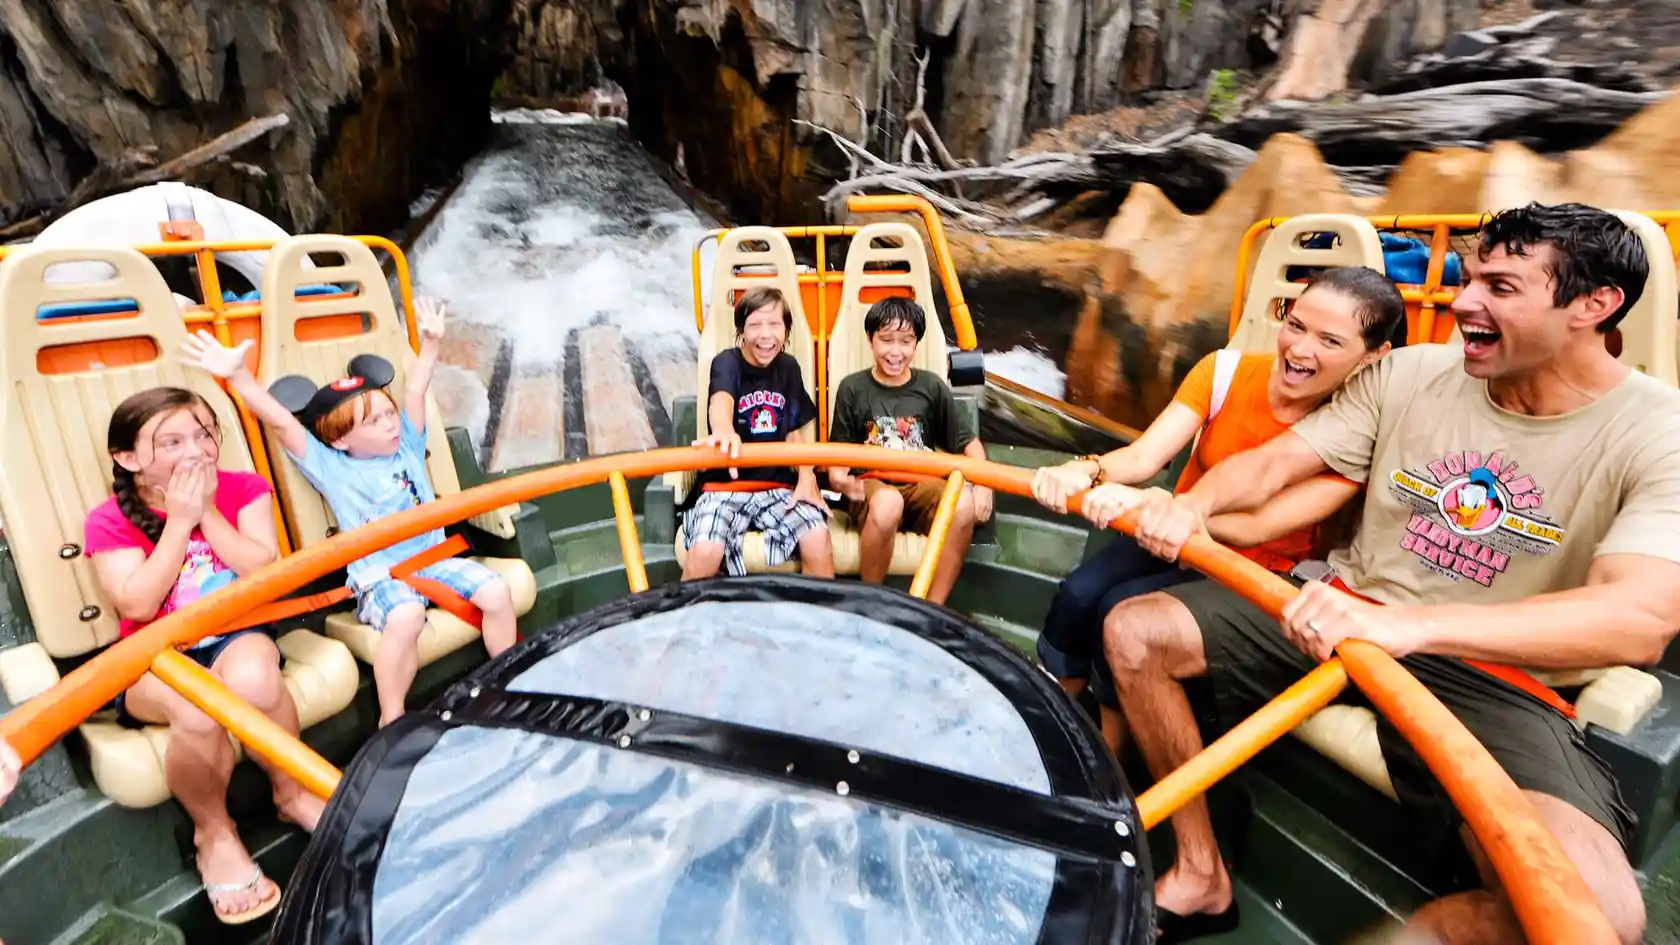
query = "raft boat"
(0, 192, 1676, 944)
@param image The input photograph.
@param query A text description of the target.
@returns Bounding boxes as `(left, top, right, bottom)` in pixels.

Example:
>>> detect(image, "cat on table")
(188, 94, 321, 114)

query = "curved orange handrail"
(0, 443, 1614, 945)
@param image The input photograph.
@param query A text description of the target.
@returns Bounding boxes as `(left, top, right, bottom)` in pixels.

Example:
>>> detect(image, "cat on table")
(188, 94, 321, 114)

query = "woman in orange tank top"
(1028, 267, 1407, 735)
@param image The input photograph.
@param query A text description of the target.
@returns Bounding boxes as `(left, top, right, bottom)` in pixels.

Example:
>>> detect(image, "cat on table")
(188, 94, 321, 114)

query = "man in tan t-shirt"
(1090, 203, 1680, 945)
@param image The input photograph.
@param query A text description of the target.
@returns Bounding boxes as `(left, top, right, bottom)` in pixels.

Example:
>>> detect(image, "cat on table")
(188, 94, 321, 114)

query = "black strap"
(448, 687, 1145, 865)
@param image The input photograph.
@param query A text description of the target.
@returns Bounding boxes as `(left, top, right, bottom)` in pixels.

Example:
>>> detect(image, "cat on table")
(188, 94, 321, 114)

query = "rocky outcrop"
(945, 87, 1680, 429)
(493, 0, 1478, 222)
(0, 0, 513, 234)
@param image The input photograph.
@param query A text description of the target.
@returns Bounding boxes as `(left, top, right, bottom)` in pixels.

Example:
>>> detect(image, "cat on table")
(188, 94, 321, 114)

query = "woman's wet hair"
(733, 287, 793, 334)
(1303, 266, 1407, 349)
(107, 387, 219, 543)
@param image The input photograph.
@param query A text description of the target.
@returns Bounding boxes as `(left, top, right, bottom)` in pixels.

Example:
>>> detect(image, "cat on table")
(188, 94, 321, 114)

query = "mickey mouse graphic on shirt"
(735, 389, 787, 440)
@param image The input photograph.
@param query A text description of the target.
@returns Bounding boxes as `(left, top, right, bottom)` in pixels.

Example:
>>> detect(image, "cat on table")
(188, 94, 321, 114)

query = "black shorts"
(1160, 579, 1635, 850)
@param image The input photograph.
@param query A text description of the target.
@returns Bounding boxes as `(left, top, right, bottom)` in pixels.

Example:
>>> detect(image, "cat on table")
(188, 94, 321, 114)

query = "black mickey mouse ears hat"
(268, 354, 396, 426)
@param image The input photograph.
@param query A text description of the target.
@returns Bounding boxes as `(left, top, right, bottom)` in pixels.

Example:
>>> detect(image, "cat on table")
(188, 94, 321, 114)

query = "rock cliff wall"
(0, 0, 512, 234)
(496, 0, 1476, 222)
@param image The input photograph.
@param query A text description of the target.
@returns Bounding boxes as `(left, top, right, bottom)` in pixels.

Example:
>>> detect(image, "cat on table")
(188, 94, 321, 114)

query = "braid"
(112, 463, 164, 544)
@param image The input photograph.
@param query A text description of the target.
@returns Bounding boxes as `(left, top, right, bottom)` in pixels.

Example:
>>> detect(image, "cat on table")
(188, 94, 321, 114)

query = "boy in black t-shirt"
(828, 297, 991, 604)
(685, 287, 834, 579)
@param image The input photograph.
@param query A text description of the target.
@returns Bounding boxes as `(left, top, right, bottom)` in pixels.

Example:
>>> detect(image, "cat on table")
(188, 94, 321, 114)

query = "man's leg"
(1103, 590, 1231, 918)
(1382, 656, 1642, 945)
(1400, 792, 1643, 945)
(1104, 578, 1320, 921)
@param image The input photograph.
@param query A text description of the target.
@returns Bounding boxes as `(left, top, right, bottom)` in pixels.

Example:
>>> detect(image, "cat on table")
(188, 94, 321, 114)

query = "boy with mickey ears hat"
(181, 298, 517, 727)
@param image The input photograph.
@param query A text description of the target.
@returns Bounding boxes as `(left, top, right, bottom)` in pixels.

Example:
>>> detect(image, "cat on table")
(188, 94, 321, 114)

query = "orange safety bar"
(0, 442, 1617, 945)
(906, 471, 966, 600)
(691, 195, 981, 440)
(608, 471, 649, 593)
(1230, 211, 1680, 343)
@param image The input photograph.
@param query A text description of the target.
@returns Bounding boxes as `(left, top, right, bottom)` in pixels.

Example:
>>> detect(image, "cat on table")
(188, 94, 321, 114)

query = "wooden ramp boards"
(436, 320, 695, 470)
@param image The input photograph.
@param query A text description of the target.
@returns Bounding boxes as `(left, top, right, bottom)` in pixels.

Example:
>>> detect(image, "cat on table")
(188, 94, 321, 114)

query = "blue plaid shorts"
(683, 489, 828, 576)
(355, 557, 500, 630)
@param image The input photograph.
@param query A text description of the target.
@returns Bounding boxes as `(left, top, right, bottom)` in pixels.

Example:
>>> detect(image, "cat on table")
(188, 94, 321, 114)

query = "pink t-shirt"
(83, 470, 273, 638)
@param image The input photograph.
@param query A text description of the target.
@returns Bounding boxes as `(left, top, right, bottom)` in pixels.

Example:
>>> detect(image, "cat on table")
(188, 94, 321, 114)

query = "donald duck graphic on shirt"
(1389, 450, 1566, 588)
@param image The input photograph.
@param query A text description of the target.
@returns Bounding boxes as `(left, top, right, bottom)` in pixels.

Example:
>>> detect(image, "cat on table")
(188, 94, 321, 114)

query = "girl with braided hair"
(82, 387, 317, 926)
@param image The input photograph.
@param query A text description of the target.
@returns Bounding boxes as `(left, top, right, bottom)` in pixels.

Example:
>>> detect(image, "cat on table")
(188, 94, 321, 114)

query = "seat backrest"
(696, 227, 817, 440)
(0, 246, 258, 657)
(827, 223, 948, 425)
(1443, 210, 1678, 387)
(257, 235, 460, 549)
(1615, 211, 1680, 385)
(1230, 215, 1386, 352)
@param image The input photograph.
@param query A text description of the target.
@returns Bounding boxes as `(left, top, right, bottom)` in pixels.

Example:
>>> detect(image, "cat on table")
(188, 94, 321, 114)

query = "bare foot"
(196, 828, 278, 920)
(274, 786, 326, 833)
(1156, 861, 1235, 918)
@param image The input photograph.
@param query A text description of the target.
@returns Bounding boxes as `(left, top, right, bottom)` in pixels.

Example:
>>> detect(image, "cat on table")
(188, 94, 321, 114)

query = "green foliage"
(1206, 69, 1239, 121)
(1178, 0, 1193, 13)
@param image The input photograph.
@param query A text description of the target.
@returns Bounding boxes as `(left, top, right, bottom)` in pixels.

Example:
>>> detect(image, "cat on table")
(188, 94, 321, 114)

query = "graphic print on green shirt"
(829, 368, 976, 457)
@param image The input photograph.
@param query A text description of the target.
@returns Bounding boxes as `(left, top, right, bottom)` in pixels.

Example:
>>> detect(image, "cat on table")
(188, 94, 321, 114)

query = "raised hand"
(180, 330, 254, 380)
(415, 297, 447, 344)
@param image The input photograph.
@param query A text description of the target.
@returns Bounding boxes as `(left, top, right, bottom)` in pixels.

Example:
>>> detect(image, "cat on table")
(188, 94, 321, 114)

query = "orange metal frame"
(0, 443, 1618, 945)
(1231, 211, 1680, 345)
(691, 195, 981, 440)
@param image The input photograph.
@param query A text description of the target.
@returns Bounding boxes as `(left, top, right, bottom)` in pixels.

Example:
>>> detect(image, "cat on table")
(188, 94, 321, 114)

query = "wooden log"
(1217, 79, 1664, 166)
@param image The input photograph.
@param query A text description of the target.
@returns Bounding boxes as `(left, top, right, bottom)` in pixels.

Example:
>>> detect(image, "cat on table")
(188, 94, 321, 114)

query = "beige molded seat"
(1229, 214, 1385, 353)
(256, 235, 536, 665)
(671, 227, 819, 574)
(823, 222, 959, 575)
(1271, 211, 1671, 790)
(0, 244, 357, 808)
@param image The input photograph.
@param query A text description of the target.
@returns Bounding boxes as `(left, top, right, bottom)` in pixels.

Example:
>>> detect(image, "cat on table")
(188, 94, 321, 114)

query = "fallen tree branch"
(0, 112, 291, 241)
(1219, 78, 1661, 165)
(820, 132, 1255, 216)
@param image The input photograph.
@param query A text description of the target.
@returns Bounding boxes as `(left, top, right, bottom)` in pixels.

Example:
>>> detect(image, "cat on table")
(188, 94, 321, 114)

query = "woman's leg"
(209, 633, 323, 831)
(1040, 536, 1176, 689)
(124, 672, 280, 918)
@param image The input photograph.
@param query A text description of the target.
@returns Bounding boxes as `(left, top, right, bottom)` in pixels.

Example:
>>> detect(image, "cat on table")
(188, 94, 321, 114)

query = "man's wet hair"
(1303, 266, 1407, 350)
(864, 296, 926, 340)
(1477, 203, 1648, 334)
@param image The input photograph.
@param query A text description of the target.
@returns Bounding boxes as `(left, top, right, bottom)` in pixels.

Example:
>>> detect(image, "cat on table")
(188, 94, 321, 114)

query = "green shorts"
(1160, 578, 1634, 851)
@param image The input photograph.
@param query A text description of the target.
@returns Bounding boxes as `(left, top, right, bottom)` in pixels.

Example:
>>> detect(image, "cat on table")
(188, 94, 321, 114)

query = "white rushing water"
(984, 346, 1066, 399)
(407, 110, 1074, 469)
(408, 111, 710, 468)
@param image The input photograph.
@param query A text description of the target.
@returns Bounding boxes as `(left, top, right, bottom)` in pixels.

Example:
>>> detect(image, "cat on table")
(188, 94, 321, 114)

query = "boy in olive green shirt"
(828, 297, 992, 604)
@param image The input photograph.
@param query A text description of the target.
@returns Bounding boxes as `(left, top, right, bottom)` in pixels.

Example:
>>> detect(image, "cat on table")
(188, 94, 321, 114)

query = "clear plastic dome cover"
(272, 577, 1149, 945)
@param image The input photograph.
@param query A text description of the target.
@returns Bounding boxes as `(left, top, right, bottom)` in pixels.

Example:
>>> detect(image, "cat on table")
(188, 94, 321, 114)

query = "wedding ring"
(1306, 620, 1322, 634)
